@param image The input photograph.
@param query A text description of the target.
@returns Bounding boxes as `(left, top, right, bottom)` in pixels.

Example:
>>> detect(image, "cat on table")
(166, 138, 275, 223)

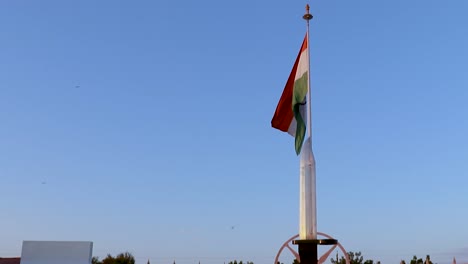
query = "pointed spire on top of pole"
(303, 4, 313, 21)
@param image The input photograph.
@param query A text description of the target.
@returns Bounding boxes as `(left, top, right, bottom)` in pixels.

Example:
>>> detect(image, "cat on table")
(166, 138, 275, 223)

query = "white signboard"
(20, 241, 93, 264)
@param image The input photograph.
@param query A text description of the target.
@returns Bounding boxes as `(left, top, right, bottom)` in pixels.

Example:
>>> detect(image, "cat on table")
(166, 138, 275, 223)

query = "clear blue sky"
(1, 1, 467, 264)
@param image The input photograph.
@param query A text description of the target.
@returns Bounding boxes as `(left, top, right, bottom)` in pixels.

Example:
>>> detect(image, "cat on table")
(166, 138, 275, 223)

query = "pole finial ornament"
(303, 4, 313, 21)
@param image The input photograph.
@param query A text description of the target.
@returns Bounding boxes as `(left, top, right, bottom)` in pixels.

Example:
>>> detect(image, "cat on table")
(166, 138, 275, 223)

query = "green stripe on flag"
(292, 72, 308, 155)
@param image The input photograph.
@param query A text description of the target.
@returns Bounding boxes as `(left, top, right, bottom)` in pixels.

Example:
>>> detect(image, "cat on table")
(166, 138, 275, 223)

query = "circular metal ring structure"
(274, 232, 350, 264)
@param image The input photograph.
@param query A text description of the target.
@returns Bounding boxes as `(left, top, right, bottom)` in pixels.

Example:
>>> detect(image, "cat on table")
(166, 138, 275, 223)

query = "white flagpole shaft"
(299, 4, 317, 240)
(299, 138, 317, 240)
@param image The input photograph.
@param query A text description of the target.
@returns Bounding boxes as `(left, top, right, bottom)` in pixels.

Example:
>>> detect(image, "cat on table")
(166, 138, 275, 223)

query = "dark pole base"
(293, 239, 337, 264)
(294, 241, 317, 264)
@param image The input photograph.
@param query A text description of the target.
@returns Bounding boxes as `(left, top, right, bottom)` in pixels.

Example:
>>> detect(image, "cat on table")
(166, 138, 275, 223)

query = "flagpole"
(298, 3, 316, 241)
(304, 3, 316, 240)
(293, 5, 337, 264)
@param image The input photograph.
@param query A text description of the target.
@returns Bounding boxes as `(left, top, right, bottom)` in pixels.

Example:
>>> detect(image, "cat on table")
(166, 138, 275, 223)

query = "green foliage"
(425, 255, 433, 264)
(409, 255, 433, 264)
(228, 260, 253, 264)
(102, 254, 115, 264)
(330, 251, 376, 264)
(100, 252, 135, 264)
(92, 256, 103, 264)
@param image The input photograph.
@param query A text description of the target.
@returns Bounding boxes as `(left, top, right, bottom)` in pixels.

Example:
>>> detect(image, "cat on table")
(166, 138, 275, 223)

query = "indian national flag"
(271, 35, 309, 155)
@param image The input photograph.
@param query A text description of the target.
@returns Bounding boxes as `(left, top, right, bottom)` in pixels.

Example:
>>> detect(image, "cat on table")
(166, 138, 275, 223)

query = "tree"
(425, 255, 433, 264)
(330, 251, 375, 264)
(92, 256, 103, 264)
(101, 252, 135, 264)
(115, 252, 135, 264)
(409, 255, 433, 264)
(102, 254, 115, 264)
(229, 260, 253, 264)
